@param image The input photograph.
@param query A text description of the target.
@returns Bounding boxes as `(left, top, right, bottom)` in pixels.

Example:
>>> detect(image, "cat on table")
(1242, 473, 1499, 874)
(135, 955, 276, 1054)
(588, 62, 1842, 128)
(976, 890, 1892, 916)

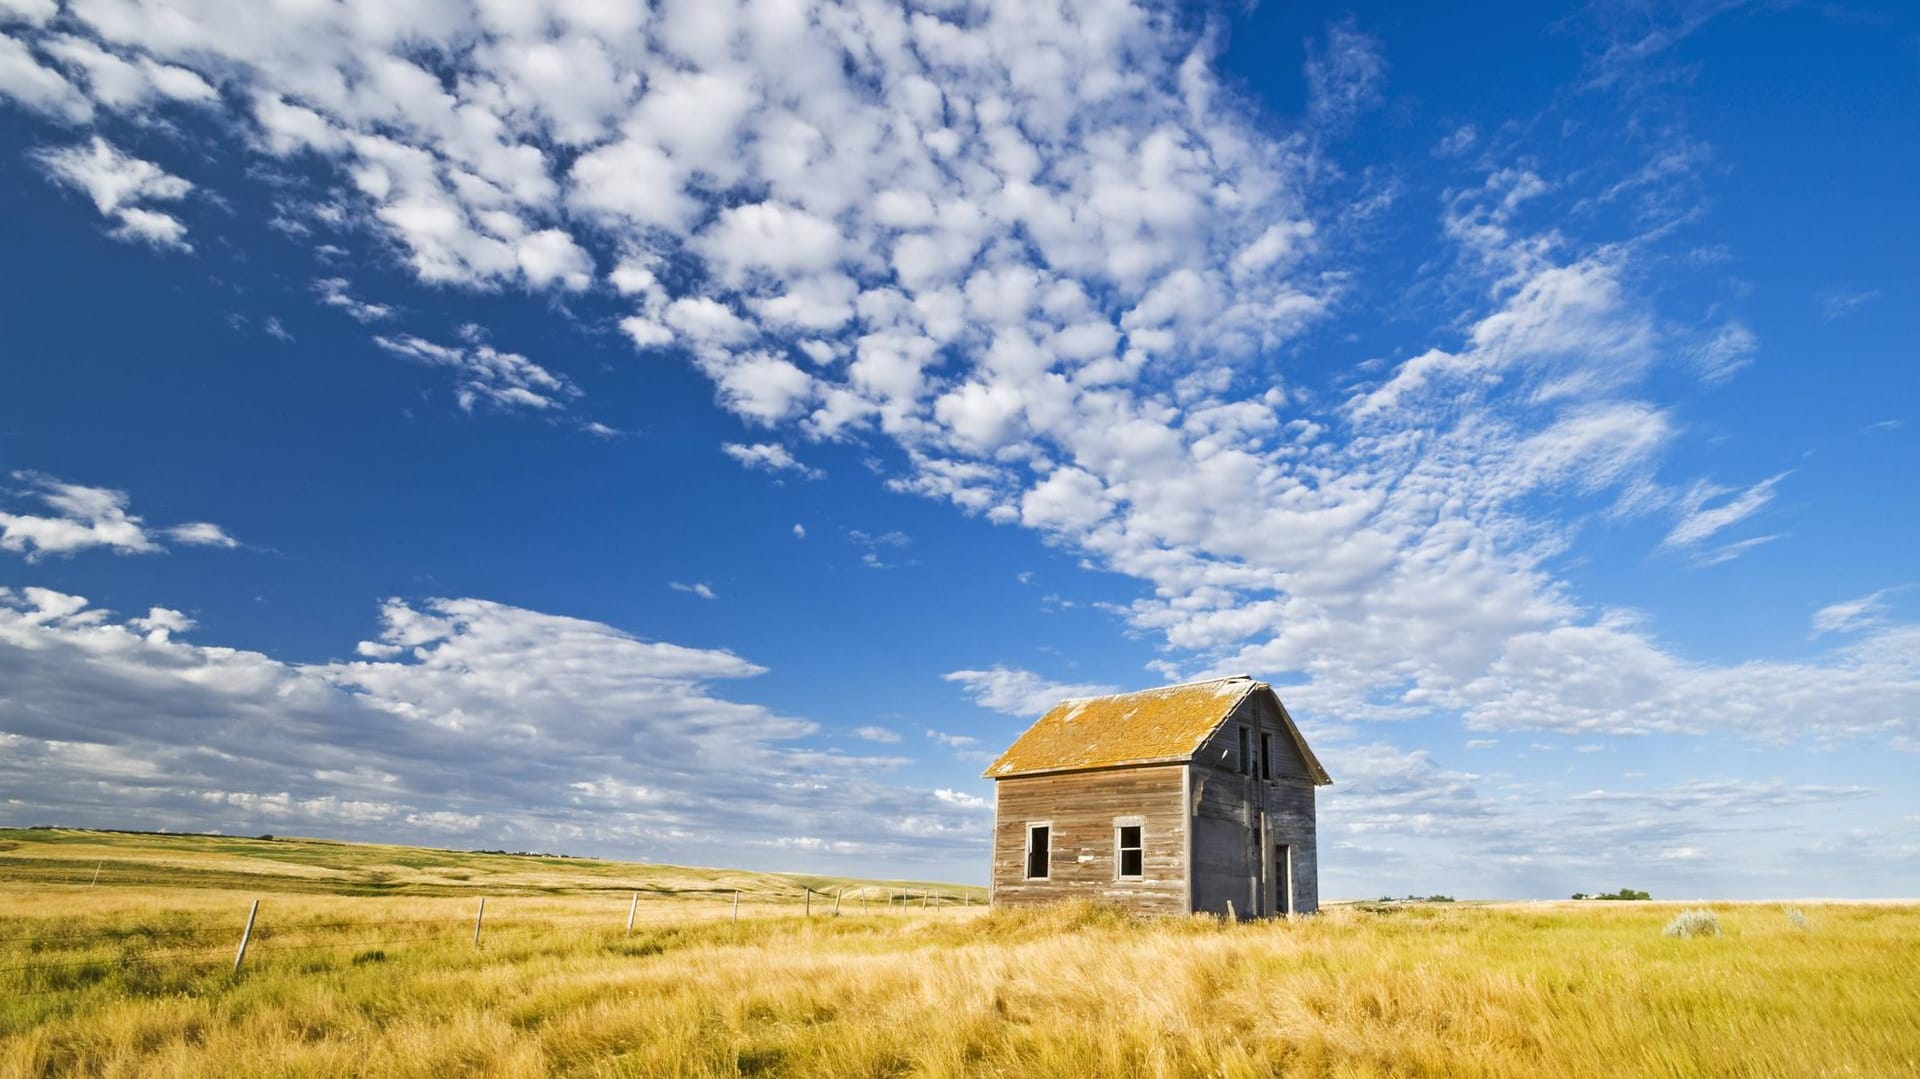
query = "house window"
(1237, 725, 1251, 774)
(1024, 823, 1051, 880)
(1261, 732, 1273, 780)
(1115, 824, 1144, 878)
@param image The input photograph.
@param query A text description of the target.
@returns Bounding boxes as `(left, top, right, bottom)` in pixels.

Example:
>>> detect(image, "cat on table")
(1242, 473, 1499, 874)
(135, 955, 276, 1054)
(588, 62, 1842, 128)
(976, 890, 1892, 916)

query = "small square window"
(1116, 824, 1143, 878)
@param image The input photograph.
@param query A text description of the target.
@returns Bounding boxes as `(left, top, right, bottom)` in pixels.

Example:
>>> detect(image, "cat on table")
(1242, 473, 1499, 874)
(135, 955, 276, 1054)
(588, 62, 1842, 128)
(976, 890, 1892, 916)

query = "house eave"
(982, 756, 1192, 781)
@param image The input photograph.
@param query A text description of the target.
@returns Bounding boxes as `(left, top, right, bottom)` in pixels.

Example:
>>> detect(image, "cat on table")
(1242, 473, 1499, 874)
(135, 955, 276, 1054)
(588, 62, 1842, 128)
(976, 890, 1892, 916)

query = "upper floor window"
(1025, 822, 1051, 880)
(1261, 731, 1274, 780)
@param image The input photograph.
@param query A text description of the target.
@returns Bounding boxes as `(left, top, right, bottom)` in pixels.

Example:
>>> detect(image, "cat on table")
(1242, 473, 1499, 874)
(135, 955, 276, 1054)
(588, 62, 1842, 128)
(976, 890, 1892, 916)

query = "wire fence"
(0, 885, 985, 996)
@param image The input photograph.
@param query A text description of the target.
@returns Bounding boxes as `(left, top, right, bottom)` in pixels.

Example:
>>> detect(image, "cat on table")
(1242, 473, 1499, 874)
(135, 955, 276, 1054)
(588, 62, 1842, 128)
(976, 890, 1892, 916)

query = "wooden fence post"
(232, 898, 259, 975)
(626, 891, 639, 935)
(833, 890, 842, 917)
(473, 897, 486, 946)
(732, 890, 740, 924)
(922, 891, 929, 910)
(805, 888, 812, 918)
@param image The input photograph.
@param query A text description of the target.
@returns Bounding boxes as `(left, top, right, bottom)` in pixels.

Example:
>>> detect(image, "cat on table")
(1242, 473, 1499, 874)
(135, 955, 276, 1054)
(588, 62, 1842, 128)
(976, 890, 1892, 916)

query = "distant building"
(983, 676, 1331, 917)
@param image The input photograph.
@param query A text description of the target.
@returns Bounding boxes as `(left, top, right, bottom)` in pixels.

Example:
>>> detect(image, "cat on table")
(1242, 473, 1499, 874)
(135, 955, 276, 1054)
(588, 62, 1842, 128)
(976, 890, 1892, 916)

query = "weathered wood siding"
(1186, 694, 1320, 918)
(990, 764, 1187, 913)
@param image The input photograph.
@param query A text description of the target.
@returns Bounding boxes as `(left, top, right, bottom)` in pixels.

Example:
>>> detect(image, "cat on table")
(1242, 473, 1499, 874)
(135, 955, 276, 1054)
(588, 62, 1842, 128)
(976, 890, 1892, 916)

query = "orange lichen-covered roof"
(984, 677, 1260, 779)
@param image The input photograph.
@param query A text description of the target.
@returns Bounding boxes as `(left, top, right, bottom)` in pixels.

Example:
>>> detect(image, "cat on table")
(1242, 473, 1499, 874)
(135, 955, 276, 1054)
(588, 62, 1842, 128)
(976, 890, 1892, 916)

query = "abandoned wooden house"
(983, 676, 1331, 918)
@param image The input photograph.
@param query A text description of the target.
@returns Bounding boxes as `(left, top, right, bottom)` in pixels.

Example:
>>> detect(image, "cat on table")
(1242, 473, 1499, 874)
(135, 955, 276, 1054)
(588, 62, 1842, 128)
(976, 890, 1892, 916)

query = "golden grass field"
(3, 828, 1917, 1078)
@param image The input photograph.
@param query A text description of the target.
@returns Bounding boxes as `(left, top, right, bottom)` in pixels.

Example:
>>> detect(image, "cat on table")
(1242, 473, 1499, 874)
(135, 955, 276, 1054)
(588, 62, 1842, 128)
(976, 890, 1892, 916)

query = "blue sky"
(0, 0, 1914, 898)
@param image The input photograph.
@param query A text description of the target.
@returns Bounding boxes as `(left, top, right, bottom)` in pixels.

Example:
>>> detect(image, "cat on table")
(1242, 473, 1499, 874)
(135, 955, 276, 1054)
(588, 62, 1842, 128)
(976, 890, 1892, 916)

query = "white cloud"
(853, 725, 900, 744)
(314, 278, 394, 323)
(1434, 124, 1478, 157)
(1304, 17, 1387, 130)
(1813, 590, 1894, 636)
(1568, 780, 1873, 814)
(943, 665, 1120, 718)
(1664, 472, 1789, 551)
(1689, 321, 1756, 384)
(618, 317, 673, 348)
(35, 135, 192, 249)
(668, 581, 716, 601)
(663, 298, 754, 346)
(846, 528, 912, 570)
(1818, 287, 1882, 322)
(40, 35, 217, 110)
(371, 332, 578, 413)
(0, 1, 58, 27)
(0, 472, 236, 560)
(0, 473, 156, 559)
(698, 202, 844, 284)
(514, 227, 593, 291)
(1458, 620, 1920, 740)
(0, 590, 985, 871)
(792, 524, 806, 540)
(933, 788, 989, 811)
(165, 522, 238, 548)
(0, 32, 91, 122)
(721, 442, 824, 481)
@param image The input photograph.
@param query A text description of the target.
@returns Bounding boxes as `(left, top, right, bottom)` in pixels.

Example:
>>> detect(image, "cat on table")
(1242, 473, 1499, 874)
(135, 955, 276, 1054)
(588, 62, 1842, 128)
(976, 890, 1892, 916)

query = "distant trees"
(1574, 888, 1650, 901)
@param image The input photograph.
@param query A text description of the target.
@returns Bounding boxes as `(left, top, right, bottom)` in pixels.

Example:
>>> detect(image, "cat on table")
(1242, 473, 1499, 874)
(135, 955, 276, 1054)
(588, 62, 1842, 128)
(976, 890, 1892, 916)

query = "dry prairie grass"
(4, 888, 1917, 1078)
(0, 828, 971, 901)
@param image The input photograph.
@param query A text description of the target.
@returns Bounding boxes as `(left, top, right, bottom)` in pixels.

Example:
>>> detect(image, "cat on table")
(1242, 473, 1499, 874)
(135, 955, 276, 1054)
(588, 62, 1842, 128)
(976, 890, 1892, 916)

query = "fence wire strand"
(0, 888, 980, 993)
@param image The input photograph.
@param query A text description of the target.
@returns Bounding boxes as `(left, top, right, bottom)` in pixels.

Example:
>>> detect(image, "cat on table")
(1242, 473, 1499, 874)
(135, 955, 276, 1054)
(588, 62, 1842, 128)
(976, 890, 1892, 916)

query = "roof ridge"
(1059, 674, 1253, 698)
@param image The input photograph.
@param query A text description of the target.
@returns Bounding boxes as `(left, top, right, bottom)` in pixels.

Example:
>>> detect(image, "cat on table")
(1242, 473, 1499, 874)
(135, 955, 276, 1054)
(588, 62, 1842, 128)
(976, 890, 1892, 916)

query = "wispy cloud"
(314, 278, 394, 323)
(1818, 286, 1883, 322)
(668, 581, 717, 601)
(943, 666, 1119, 718)
(721, 442, 824, 481)
(1689, 321, 1757, 384)
(847, 529, 912, 570)
(371, 330, 578, 414)
(0, 471, 236, 560)
(1813, 590, 1895, 636)
(1663, 473, 1790, 552)
(1304, 16, 1388, 130)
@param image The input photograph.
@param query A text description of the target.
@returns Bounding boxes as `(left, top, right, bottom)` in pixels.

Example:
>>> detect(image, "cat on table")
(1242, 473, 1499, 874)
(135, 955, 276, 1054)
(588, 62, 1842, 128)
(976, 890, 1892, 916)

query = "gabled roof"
(982, 676, 1331, 784)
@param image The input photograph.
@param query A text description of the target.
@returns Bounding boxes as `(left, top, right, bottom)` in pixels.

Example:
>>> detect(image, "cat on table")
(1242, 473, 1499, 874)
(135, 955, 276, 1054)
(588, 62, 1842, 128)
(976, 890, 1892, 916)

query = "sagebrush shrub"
(1663, 908, 1721, 938)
